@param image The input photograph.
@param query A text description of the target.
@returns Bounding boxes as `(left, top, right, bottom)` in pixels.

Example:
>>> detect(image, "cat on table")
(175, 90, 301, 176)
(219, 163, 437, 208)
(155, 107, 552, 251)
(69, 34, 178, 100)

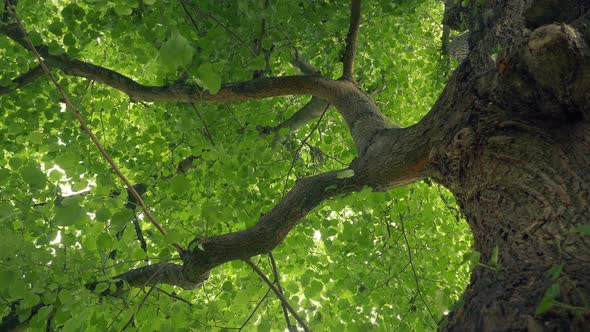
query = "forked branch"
(342, 0, 362, 80)
(256, 48, 332, 141)
(245, 258, 310, 332)
(180, 168, 365, 282)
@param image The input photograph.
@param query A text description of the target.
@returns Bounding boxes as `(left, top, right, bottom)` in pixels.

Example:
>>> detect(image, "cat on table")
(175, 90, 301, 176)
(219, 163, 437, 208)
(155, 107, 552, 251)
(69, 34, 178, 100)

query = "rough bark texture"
(426, 0, 590, 330)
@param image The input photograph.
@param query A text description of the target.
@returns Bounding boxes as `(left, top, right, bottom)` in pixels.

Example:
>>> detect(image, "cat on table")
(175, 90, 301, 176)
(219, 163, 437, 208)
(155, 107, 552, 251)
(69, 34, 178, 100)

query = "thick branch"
(112, 263, 206, 290)
(181, 169, 365, 283)
(0, 64, 43, 95)
(331, 81, 390, 153)
(178, 121, 433, 284)
(0, 23, 342, 104)
(342, 0, 361, 80)
(84, 110, 431, 294)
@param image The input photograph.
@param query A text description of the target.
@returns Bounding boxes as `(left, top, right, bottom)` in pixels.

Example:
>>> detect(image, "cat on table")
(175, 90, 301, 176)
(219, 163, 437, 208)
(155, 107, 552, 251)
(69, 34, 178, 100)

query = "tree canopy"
(1, 0, 517, 330)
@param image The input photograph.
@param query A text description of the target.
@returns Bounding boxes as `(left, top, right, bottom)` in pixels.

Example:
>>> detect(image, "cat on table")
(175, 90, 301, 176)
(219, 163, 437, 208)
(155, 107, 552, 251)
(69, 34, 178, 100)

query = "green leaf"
(573, 224, 590, 235)
(29, 305, 53, 330)
(305, 280, 323, 298)
(48, 169, 63, 182)
(20, 162, 46, 188)
(8, 279, 27, 299)
(114, 3, 133, 16)
(61, 3, 85, 20)
(63, 33, 77, 47)
(201, 202, 220, 226)
(29, 132, 44, 145)
(252, 55, 266, 70)
(95, 207, 111, 223)
(48, 41, 65, 55)
(28, 31, 44, 46)
(257, 321, 271, 332)
(487, 245, 499, 267)
(9, 156, 24, 169)
(48, 21, 64, 36)
(196, 63, 222, 94)
(21, 293, 41, 309)
(0, 168, 9, 186)
(93, 282, 109, 293)
(545, 264, 562, 281)
(535, 283, 560, 314)
(160, 31, 194, 71)
(170, 174, 191, 193)
(0, 270, 17, 290)
(110, 210, 133, 232)
(96, 233, 112, 250)
(234, 290, 250, 306)
(54, 203, 85, 226)
(336, 169, 355, 179)
(165, 229, 184, 244)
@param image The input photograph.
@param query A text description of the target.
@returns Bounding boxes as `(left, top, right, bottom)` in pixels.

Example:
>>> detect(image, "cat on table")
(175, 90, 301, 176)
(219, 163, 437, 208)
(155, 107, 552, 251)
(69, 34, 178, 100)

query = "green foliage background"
(1, 0, 472, 330)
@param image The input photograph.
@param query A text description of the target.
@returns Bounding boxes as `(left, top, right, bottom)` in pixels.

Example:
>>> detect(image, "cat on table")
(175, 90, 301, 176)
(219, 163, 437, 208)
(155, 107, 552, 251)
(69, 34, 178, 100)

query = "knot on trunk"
(445, 127, 476, 174)
(522, 24, 586, 101)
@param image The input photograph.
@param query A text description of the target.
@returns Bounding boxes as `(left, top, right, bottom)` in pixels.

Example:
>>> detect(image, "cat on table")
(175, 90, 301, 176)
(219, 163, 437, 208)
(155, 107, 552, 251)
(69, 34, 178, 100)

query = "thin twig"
(155, 287, 193, 306)
(6, 2, 182, 253)
(190, 104, 216, 146)
(121, 285, 156, 330)
(342, 0, 361, 80)
(255, 0, 271, 56)
(399, 213, 437, 324)
(300, 141, 347, 166)
(283, 104, 330, 196)
(179, 0, 200, 33)
(244, 258, 310, 332)
(104, 263, 170, 331)
(269, 252, 294, 331)
(182, 0, 257, 56)
(239, 287, 272, 331)
(393, 292, 418, 332)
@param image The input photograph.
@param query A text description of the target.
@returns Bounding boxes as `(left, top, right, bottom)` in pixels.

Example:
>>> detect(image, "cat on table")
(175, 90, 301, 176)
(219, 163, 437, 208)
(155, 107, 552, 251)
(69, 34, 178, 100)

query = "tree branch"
(257, 97, 330, 141)
(258, 49, 331, 141)
(399, 213, 436, 323)
(290, 48, 322, 76)
(181, 0, 257, 57)
(181, 168, 365, 283)
(245, 258, 309, 332)
(0, 23, 342, 104)
(268, 252, 295, 331)
(88, 263, 206, 293)
(4, 9, 184, 252)
(0, 64, 44, 95)
(342, 0, 362, 80)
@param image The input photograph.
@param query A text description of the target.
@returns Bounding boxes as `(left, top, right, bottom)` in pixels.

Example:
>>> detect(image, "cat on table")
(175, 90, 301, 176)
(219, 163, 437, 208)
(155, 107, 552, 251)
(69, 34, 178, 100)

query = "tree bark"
(426, 0, 590, 329)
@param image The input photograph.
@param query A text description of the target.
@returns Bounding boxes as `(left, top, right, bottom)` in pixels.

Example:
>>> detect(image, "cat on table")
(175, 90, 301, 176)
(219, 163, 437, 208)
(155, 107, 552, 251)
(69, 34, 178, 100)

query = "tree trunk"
(431, 1, 590, 329)
(438, 120, 590, 331)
